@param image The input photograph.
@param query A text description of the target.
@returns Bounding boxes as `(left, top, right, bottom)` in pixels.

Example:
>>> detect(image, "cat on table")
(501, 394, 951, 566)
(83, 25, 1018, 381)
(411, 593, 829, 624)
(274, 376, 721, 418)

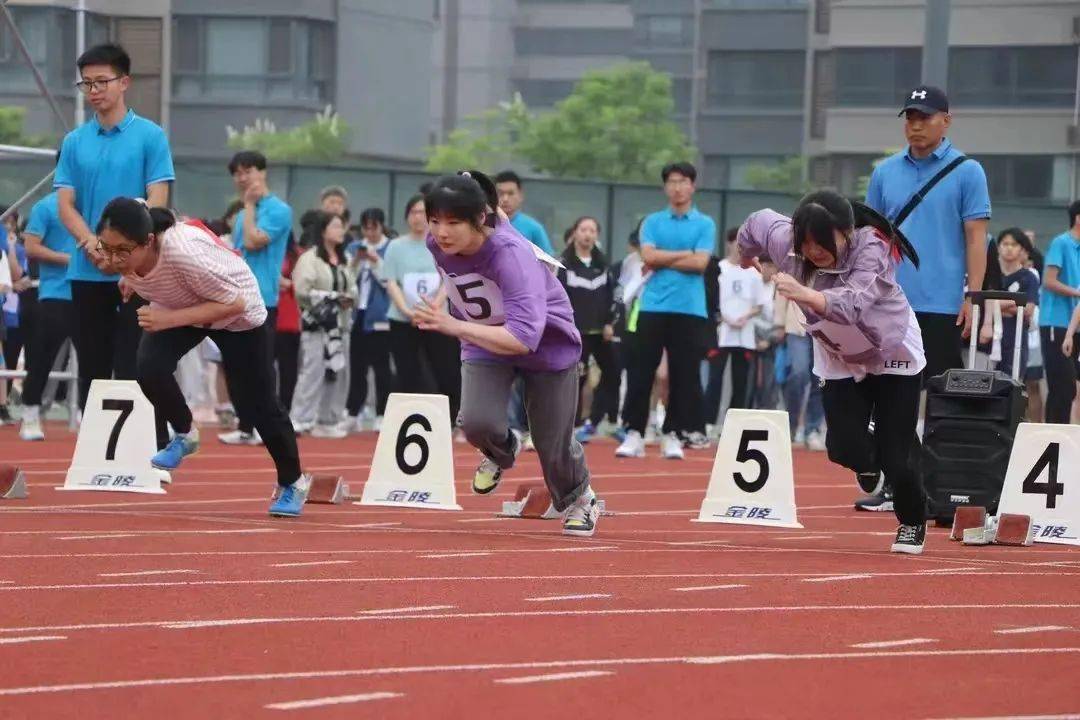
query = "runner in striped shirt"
(95, 197, 311, 516)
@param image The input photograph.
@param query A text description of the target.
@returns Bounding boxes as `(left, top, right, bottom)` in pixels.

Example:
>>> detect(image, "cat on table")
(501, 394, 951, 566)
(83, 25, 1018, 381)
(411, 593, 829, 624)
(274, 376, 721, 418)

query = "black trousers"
(136, 324, 301, 487)
(578, 333, 620, 425)
(915, 312, 963, 384)
(22, 299, 74, 407)
(70, 280, 144, 411)
(229, 307, 277, 434)
(275, 330, 300, 413)
(388, 319, 462, 422)
(822, 372, 926, 525)
(347, 315, 393, 417)
(704, 347, 753, 426)
(623, 311, 706, 435)
(1040, 326, 1079, 425)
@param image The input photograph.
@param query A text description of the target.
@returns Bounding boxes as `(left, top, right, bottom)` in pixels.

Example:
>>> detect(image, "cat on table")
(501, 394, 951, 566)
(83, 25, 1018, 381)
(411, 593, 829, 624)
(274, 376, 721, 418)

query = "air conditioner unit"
(1069, 125, 1080, 148)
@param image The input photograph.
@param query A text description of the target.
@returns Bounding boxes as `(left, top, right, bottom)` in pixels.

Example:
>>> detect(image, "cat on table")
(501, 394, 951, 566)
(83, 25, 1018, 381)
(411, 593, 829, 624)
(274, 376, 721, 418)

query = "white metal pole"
(75, 0, 86, 126)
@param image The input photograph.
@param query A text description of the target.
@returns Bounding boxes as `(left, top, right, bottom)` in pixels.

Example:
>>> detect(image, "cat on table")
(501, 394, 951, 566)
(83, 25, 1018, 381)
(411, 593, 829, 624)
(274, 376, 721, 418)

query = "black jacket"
(558, 246, 615, 334)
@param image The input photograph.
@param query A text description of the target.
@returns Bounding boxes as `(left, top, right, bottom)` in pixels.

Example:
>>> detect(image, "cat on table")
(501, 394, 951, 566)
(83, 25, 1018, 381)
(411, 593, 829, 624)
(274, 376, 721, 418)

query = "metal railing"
(0, 347, 80, 431)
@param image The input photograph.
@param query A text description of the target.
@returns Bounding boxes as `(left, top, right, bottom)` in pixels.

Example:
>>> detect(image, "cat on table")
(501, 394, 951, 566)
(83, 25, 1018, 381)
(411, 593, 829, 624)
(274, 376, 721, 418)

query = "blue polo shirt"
(639, 206, 716, 318)
(510, 212, 554, 255)
(54, 109, 175, 283)
(1039, 231, 1080, 329)
(235, 194, 293, 309)
(24, 193, 75, 301)
(865, 138, 991, 315)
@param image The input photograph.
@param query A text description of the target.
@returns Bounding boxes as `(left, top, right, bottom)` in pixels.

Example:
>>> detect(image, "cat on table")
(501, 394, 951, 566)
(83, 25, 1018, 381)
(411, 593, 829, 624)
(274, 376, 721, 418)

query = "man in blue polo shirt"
(863, 85, 990, 511)
(616, 161, 715, 460)
(54, 43, 174, 412)
(1038, 200, 1080, 424)
(19, 170, 77, 441)
(219, 150, 293, 446)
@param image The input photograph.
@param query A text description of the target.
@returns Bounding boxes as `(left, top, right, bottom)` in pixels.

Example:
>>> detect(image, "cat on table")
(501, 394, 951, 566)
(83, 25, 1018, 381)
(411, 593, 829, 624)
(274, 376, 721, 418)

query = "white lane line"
(99, 570, 199, 578)
(355, 606, 456, 615)
(266, 691, 403, 710)
(0, 581, 12, 585)
(58, 534, 140, 541)
(494, 671, 612, 685)
(851, 638, 938, 649)
(671, 584, 747, 593)
(524, 594, 611, 602)
(0, 636, 66, 645)
(775, 535, 834, 541)
(1, 546, 623, 560)
(802, 574, 872, 583)
(919, 566, 981, 574)
(1, 647, 1078, 697)
(335, 523, 401, 529)
(270, 560, 353, 568)
(457, 518, 514, 523)
(420, 553, 492, 559)
(54, 529, 276, 540)
(994, 626, 1072, 635)
(925, 715, 1080, 720)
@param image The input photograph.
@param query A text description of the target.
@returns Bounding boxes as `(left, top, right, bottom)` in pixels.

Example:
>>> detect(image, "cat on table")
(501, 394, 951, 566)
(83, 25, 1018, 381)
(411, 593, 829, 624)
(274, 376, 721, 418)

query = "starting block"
(950, 506, 988, 541)
(994, 513, 1035, 546)
(308, 474, 350, 505)
(0, 465, 28, 499)
(499, 483, 607, 519)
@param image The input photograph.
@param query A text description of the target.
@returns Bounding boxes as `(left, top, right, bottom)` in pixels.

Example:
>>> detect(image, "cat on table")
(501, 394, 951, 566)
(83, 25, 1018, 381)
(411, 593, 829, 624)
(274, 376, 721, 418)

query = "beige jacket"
(292, 247, 358, 329)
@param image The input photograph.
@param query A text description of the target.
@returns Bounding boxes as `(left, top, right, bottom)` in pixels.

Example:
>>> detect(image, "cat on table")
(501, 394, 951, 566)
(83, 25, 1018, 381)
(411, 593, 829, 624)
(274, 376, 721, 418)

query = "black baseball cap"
(898, 85, 949, 116)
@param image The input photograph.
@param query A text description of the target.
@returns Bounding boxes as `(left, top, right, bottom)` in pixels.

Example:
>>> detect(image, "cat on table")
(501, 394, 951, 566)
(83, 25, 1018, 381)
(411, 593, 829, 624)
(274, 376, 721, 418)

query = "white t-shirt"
(809, 307, 927, 382)
(717, 259, 766, 350)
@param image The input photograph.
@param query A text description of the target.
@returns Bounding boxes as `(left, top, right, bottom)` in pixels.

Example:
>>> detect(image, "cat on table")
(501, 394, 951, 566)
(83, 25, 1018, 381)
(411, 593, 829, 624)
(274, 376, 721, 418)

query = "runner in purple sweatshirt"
(737, 189, 929, 554)
(411, 171, 600, 537)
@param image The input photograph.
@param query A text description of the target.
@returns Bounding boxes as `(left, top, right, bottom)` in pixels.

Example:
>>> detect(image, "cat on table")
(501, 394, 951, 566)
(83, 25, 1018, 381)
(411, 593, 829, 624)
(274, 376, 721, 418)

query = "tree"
(424, 94, 531, 173)
(226, 106, 349, 164)
(743, 157, 813, 195)
(855, 149, 900, 198)
(516, 62, 694, 183)
(0, 106, 52, 147)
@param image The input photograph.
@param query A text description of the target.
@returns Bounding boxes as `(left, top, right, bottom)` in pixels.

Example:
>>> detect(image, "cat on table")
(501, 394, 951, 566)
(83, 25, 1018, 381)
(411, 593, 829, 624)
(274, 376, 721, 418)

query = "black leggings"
(228, 307, 277, 434)
(22, 299, 74, 407)
(275, 330, 300, 413)
(622, 311, 706, 435)
(136, 324, 301, 487)
(70, 281, 144, 410)
(822, 372, 926, 525)
(1040, 326, 1078, 425)
(388, 320, 462, 421)
(578, 333, 620, 425)
(704, 347, 753, 426)
(347, 318, 393, 417)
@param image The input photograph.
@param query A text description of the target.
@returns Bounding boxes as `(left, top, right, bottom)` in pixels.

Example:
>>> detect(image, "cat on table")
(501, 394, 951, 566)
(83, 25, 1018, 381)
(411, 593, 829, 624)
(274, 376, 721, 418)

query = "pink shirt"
(124, 221, 267, 331)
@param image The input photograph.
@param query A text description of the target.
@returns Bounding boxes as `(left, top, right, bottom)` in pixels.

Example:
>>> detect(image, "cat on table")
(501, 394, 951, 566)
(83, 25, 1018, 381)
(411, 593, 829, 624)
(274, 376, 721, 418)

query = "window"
(0, 7, 76, 93)
(636, 16, 691, 47)
(513, 79, 576, 107)
(978, 155, 1054, 201)
(171, 16, 335, 103)
(950, 47, 1077, 108)
(813, 0, 830, 34)
(707, 51, 804, 109)
(513, 28, 631, 56)
(834, 48, 920, 107)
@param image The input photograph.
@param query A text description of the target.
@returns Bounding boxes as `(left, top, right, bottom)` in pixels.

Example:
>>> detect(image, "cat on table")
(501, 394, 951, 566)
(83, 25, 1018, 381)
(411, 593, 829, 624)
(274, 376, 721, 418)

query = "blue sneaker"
(575, 420, 596, 444)
(151, 430, 200, 470)
(269, 475, 311, 517)
(611, 426, 627, 444)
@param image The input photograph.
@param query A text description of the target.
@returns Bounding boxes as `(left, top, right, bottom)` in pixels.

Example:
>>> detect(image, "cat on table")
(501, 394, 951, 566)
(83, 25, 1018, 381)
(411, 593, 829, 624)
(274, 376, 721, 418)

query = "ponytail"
(97, 197, 176, 246)
(851, 200, 919, 269)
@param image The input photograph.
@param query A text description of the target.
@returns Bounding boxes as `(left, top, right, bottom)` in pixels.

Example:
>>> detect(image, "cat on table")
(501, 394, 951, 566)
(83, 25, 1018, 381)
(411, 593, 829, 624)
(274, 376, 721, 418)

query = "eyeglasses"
(75, 76, 123, 94)
(95, 239, 136, 261)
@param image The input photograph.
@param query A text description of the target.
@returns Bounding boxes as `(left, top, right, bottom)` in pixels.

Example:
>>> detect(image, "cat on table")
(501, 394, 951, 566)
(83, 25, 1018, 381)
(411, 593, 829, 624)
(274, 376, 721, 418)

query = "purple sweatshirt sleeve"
(492, 241, 549, 352)
(737, 210, 794, 267)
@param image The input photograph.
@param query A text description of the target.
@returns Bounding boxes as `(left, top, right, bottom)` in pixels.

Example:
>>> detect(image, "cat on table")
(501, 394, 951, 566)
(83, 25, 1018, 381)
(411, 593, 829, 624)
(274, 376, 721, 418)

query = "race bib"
(439, 269, 506, 326)
(402, 272, 442, 308)
(805, 319, 874, 358)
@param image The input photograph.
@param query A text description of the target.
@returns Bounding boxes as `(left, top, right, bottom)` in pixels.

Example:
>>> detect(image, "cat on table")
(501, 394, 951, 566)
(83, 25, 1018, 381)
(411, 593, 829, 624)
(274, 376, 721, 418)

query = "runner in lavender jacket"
(737, 190, 930, 555)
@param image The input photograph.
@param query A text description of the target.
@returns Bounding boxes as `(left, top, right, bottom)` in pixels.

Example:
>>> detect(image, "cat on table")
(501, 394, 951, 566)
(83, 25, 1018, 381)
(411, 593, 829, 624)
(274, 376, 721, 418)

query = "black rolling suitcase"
(922, 290, 1029, 525)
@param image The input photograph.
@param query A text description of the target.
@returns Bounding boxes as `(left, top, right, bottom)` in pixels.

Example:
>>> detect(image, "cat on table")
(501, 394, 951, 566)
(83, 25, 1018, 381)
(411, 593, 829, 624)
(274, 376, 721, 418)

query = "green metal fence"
(3, 157, 1072, 260)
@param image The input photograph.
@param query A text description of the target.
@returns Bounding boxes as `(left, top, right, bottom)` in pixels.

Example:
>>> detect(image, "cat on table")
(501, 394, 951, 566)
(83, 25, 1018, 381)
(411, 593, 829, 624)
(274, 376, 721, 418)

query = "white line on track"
(98, 570, 198, 578)
(0, 546, 622, 560)
(850, 638, 938, 649)
(775, 535, 834, 541)
(334, 523, 401, 529)
(270, 561, 353, 568)
(494, 671, 612, 685)
(0, 636, 66, 645)
(994, 626, 1072, 635)
(355, 606, 457, 615)
(265, 691, 403, 710)
(524, 594, 611, 602)
(57, 534, 141, 541)
(0, 647, 1077, 697)
(419, 552, 492, 559)
(671, 584, 747, 592)
(918, 567, 982, 574)
(801, 574, 873, 583)
(924, 715, 1080, 720)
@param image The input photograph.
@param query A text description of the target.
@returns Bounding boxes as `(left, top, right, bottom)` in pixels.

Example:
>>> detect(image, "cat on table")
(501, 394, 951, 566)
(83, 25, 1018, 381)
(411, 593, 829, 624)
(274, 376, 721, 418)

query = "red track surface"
(1, 422, 1079, 719)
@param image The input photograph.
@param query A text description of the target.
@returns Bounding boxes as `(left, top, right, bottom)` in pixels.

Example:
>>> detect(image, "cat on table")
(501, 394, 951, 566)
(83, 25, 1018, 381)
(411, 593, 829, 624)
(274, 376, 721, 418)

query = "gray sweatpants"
(461, 361, 590, 512)
(290, 330, 349, 427)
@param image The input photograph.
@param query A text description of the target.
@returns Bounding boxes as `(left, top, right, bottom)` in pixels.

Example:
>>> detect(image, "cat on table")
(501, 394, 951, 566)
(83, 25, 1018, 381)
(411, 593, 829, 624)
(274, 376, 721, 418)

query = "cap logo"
(911, 90, 928, 100)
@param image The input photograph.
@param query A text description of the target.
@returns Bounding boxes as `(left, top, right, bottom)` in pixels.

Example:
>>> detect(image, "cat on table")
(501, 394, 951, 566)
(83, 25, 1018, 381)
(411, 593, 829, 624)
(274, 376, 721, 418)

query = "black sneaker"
(856, 470, 884, 495)
(890, 523, 926, 555)
(854, 486, 893, 512)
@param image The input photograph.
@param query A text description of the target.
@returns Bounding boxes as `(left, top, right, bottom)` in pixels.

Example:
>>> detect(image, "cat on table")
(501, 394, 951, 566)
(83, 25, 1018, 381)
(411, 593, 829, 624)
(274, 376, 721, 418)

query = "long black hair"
(424, 172, 492, 230)
(97, 197, 176, 245)
(563, 215, 606, 268)
(790, 189, 918, 279)
(302, 210, 342, 266)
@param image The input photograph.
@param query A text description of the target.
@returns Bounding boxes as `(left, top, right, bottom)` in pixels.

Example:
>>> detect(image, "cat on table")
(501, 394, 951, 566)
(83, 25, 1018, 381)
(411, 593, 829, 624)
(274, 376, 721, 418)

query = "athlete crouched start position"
(411, 171, 601, 537)
(738, 190, 930, 554)
(95, 197, 311, 517)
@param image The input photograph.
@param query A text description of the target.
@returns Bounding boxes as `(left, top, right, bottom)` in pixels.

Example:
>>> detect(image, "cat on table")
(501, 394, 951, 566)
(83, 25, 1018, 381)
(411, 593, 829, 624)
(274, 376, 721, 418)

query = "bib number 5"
(457, 280, 492, 321)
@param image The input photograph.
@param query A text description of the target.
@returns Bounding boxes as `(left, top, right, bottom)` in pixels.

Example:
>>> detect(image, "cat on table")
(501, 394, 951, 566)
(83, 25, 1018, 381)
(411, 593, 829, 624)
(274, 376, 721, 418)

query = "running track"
(0, 424, 1078, 719)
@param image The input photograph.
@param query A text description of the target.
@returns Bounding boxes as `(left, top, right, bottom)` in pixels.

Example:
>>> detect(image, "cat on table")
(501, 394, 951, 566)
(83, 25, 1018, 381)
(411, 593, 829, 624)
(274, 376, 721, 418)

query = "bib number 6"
(733, 429, 770, 493)
(395, 413, 431, 476)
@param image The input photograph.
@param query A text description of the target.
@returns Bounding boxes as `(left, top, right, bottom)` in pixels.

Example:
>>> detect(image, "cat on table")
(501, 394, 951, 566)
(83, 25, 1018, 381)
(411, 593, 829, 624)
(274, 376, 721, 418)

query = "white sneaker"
(615, 430, 646, 458)
(292, 420, 315, 436)
(793, 427, 806, 446)
(351, 415, 365, 433)
(373, 415, 384, 432)
(661, 432, 685, 460)
(522, 432, 536, 452)
(562, 486, 599, 537)
(19, 406, 44, 441)
(644, 424, 659, 445)
(218, 429, 262, 446)
(805, 430, 827, 452)
(312, 424, 348, 439)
